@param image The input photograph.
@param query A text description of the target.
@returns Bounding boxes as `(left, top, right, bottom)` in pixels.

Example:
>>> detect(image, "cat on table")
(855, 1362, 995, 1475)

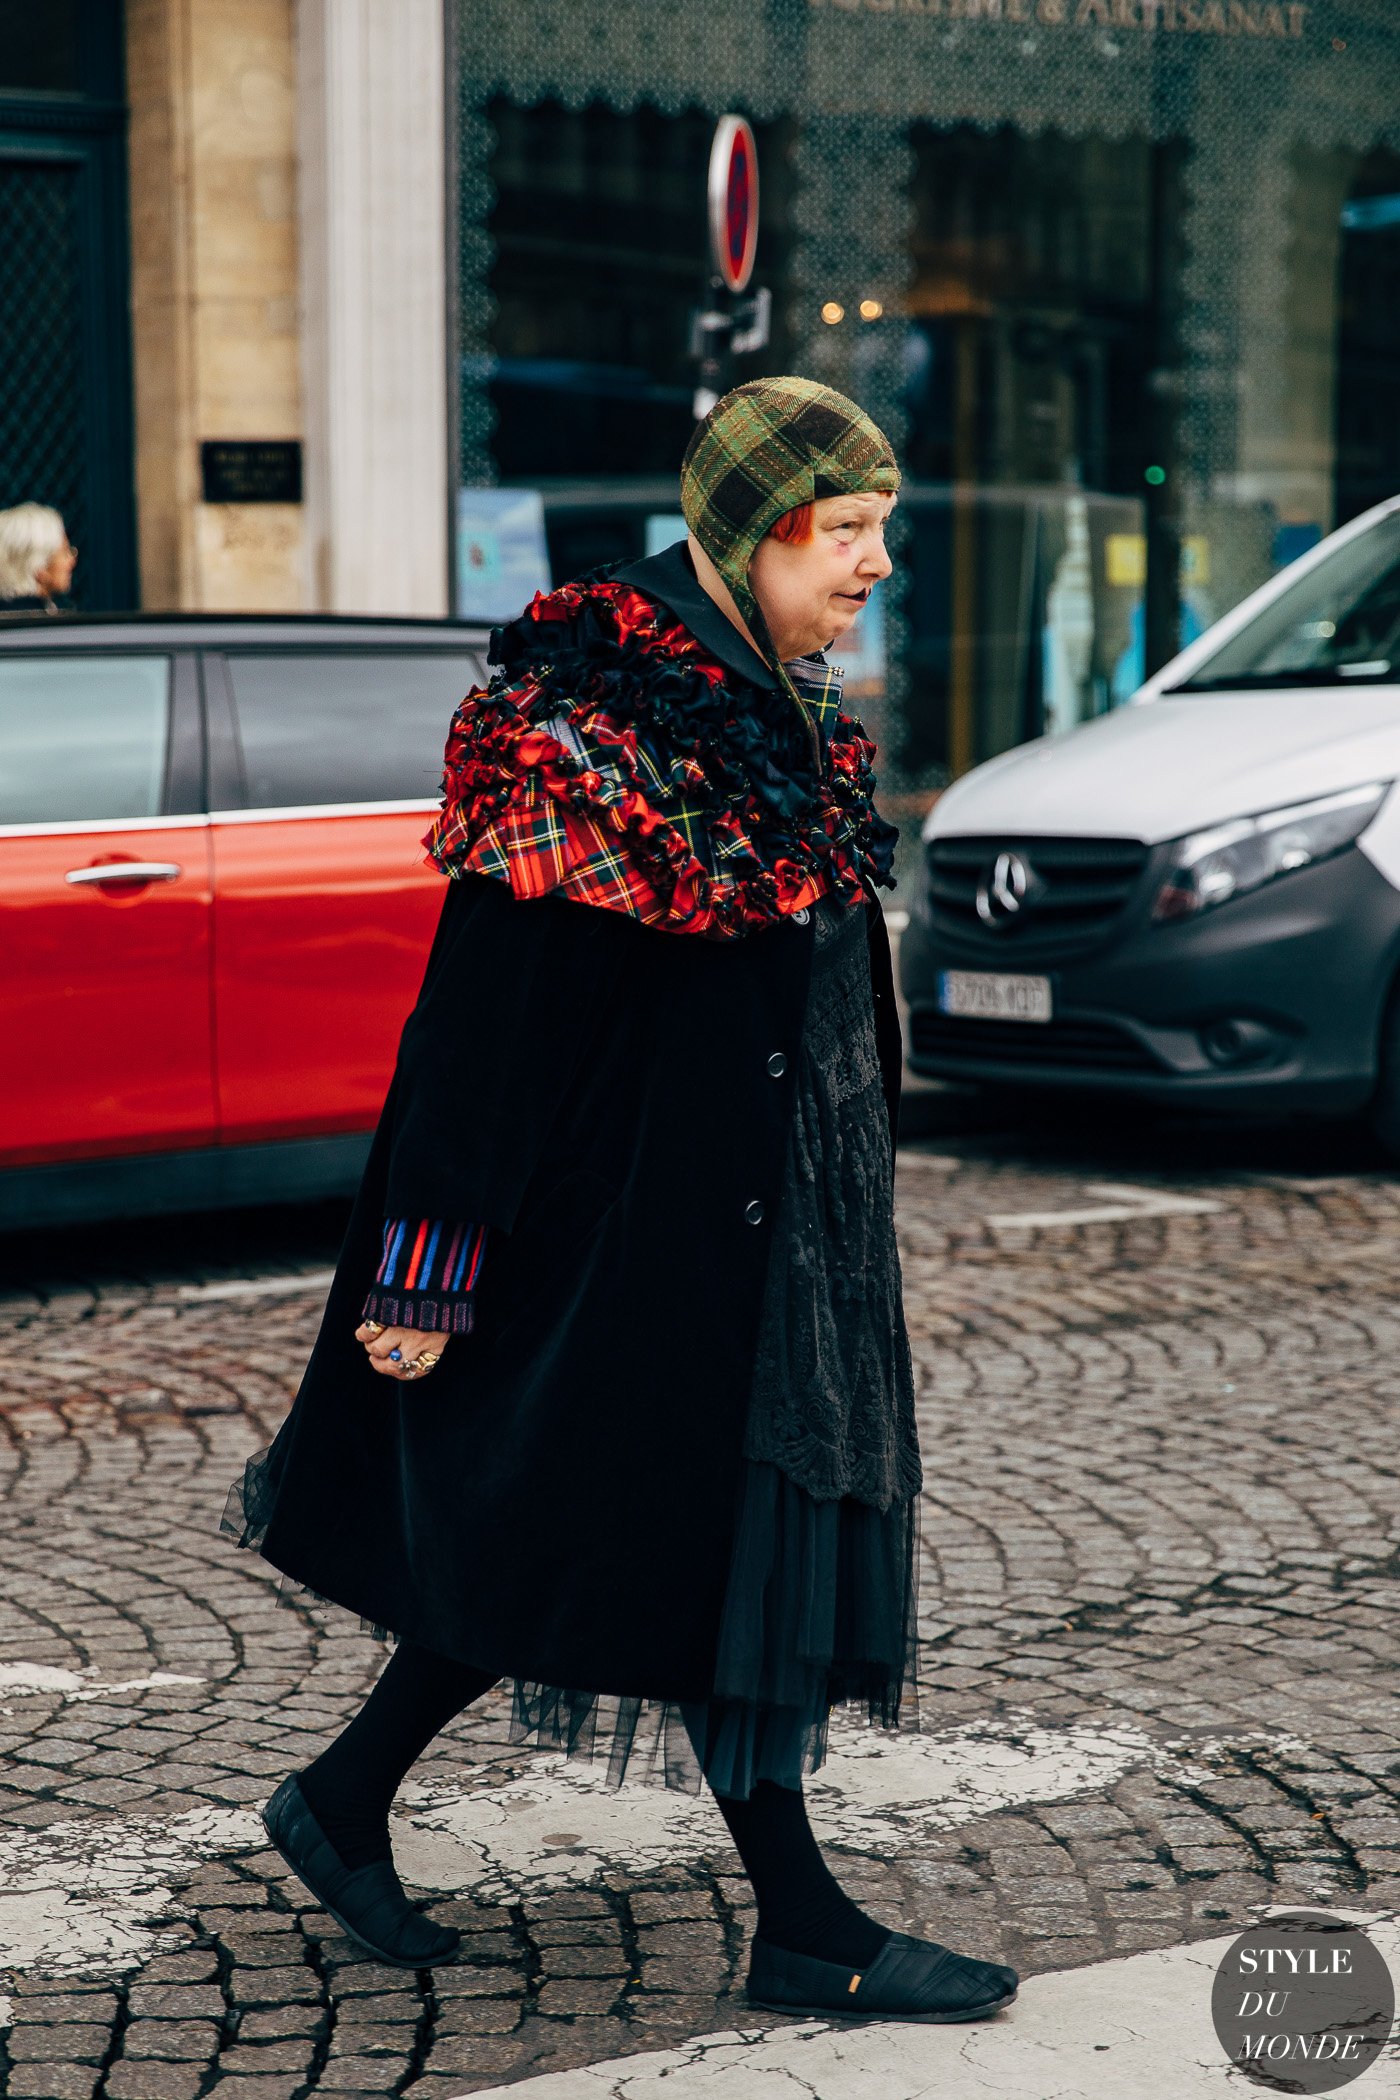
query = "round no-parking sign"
(707, 115, 759, 294)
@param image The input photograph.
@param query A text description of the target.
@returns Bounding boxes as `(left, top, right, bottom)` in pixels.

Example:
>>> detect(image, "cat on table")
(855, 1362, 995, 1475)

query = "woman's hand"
(355, 1322, 449, 1382)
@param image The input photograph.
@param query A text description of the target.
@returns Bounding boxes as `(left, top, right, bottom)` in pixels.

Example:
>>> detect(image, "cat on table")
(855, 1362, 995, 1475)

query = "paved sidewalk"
(457, 1909, 1400, 2099)
(1, 1125, 1399, 2096)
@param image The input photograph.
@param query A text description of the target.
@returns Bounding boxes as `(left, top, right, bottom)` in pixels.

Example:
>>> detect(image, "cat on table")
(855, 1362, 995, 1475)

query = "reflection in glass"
(1337, 149, 1400, 527)
(486, 98, 795, 581)
(1176, 510, 1400, 693)
(900, 126, 1186, 779)
(226, 655, 483, 810)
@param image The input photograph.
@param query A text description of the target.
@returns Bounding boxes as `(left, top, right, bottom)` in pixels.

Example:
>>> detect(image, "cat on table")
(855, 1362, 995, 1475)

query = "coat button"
(792, 908, 810, 926)
(745, 1198, 765, 1225)
(766, 1051, 787, 1078)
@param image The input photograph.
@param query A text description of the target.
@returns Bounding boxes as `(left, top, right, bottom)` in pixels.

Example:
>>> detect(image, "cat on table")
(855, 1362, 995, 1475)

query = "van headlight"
(1152, 782, 1389, 923)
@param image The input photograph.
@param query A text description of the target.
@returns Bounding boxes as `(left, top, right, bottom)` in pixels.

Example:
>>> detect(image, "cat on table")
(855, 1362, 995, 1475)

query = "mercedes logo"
(976, 849, 1031, 926)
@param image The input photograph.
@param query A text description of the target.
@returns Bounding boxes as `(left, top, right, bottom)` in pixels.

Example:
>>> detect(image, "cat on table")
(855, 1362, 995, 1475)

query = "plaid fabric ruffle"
(423, 573, 896, 941)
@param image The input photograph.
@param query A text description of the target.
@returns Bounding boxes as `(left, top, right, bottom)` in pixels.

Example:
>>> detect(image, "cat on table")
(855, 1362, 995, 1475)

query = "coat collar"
(613, 540, 779, 691)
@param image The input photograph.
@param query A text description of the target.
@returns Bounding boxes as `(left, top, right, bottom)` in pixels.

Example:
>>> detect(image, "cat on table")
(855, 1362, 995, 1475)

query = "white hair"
(0, 504, 68, 599)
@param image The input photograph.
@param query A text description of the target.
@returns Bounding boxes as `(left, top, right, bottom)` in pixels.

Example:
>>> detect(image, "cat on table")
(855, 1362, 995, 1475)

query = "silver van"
(900, 497, 1400, 1151)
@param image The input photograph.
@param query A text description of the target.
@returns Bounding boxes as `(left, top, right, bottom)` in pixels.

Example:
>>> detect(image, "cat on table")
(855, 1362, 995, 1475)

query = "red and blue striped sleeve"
(361, 1218, 488, 1335)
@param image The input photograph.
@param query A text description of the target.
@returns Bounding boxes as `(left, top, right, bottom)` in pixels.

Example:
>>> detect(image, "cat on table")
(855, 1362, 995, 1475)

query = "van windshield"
(1171, 509, 1400, 693)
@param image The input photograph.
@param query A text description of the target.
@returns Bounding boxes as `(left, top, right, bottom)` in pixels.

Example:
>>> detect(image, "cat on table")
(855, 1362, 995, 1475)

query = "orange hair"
(768, 503, 814, 544)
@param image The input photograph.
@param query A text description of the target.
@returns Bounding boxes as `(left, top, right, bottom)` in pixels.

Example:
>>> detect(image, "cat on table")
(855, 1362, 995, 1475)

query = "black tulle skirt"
(509, 1458, 920, 1797)
(221, 1445, 920, 1799)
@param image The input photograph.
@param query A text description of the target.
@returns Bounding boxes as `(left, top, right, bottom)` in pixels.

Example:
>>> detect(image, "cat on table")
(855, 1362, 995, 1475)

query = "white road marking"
(0, 1715, 1296, 1984)
(455, 1910, 1400, 2100)
(1233, 1173, 1370, 1193)
(391, 1718, 1240, 1905)
(984, 1183, 1226, 1231)
(175, 1270, 336, 1302)
(0, 1664, 205, 1703)
(0, 1715, 1227, 1982)
(0, 1804, 260, 1979)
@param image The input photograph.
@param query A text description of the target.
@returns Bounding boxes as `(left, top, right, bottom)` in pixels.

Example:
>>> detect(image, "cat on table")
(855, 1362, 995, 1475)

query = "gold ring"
(361, 1320, 386, 1338)
(414, 1352, 442, 1372)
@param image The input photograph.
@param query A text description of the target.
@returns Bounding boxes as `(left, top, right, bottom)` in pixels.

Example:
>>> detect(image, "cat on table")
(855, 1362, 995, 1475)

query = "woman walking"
(223, 377, 1017, 2025)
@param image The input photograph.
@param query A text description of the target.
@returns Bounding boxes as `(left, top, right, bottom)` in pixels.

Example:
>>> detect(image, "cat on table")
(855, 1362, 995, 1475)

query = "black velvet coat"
(248, 547, 903, 1701)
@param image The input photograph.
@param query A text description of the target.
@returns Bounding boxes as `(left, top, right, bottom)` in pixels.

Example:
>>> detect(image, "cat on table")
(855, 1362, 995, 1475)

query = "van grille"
(927, 835, 1150, 956)
(909, 1010, 1162, 1072)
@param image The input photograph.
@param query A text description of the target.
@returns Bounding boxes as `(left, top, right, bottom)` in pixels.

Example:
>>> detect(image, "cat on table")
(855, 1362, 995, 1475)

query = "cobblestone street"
(2, 1103, 1399, 2097)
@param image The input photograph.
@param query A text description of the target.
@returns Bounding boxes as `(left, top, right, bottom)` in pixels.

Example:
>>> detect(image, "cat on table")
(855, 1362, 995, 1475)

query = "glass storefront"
(483, 98, 798, 580)
(452, 0, 1400, 891)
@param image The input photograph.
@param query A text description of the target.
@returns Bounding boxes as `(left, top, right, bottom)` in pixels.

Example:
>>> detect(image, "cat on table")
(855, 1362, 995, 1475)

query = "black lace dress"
(511, 891, 924, 1796)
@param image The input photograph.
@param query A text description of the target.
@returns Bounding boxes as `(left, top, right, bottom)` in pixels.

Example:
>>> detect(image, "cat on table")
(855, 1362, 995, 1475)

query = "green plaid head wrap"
(679, 375, 900, 664)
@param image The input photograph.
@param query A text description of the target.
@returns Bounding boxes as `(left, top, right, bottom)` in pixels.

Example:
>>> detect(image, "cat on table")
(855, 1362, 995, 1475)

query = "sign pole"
(692, 116, 768, 419)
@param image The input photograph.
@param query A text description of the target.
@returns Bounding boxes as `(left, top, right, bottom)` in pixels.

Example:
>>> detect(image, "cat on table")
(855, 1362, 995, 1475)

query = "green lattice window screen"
(0, 154, 88, 600)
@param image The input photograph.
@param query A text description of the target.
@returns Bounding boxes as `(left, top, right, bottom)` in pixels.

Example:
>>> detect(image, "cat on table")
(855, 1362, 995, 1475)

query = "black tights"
(298, 1641, 496, 1868)
(298, 1639, 890, 1967)
(710, 1778, 888, 1966)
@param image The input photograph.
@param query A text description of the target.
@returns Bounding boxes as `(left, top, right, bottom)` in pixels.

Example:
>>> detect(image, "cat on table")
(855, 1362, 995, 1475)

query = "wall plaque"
(200, 441, 303, 504)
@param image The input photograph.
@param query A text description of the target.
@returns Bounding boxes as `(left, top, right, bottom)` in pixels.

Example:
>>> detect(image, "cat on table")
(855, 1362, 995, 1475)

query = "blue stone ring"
(389, 1347, 402, 1362)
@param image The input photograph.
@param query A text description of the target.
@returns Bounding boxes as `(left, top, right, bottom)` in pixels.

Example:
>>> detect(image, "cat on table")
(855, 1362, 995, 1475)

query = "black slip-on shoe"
(262, 1772, 460, 1970)
(746, 1930, 1018, 2023)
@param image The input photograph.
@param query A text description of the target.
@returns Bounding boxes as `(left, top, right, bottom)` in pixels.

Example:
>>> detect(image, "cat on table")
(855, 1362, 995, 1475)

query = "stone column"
(296, 0, 450, 615)
(126, 0, 306, 610)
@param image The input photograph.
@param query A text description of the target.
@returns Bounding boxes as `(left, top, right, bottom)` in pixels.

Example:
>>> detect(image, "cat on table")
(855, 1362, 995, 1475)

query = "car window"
(1173, 510, 1400, 693)
(0, 656, 170, 825)
(224, 652, 483, 809)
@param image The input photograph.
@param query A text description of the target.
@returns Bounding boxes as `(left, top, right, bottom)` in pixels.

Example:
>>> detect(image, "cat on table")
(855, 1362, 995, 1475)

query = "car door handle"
(64, 862, 184, 886)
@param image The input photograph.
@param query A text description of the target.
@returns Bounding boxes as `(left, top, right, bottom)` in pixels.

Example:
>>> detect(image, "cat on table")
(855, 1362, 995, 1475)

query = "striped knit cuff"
(361, 1287, 475, 1336)
(364, 1218, 487, 1336)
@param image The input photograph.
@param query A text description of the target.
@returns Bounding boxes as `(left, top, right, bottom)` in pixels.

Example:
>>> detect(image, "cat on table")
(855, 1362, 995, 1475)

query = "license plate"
(937, 970, 1053, 1024)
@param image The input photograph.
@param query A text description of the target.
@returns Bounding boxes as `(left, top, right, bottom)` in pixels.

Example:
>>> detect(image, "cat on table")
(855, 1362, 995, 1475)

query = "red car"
(0, 614, 487, 1228)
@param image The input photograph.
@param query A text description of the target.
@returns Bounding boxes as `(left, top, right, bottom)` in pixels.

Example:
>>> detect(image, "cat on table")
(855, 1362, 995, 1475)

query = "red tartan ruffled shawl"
(423, 573, 897, 941)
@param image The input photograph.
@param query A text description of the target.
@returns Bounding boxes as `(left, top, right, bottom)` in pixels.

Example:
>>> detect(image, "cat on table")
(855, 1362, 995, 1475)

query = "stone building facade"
(0, 0, 450, 616)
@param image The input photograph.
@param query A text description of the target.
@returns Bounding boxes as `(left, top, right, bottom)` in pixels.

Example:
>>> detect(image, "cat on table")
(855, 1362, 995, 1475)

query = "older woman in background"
(0, 504, 77, 610)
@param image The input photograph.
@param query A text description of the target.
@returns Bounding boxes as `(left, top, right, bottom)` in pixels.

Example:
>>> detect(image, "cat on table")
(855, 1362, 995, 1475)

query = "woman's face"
(34, 535, 77, 600)
(748, 492, 895, 662)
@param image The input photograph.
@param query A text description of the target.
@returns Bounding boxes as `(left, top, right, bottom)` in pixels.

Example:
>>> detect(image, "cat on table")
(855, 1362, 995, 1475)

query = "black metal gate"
(0, 7, 136, 609)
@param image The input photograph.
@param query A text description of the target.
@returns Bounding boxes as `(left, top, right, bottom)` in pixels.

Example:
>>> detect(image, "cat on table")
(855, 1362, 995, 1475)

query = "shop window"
(486, 98, 796, 576)
(1336, 148, 1400, 528)
(900, 126, 1186, 776)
